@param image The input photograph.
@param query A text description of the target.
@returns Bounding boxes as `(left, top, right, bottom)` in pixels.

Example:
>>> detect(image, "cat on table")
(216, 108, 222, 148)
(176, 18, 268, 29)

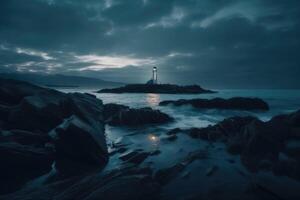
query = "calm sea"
(58, 88, 300, 128)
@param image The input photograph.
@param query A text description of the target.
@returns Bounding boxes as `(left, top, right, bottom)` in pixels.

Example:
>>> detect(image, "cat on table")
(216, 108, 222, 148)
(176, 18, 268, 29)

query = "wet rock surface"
(0, 166, 161, 200)
(169, 110, 300, 180)
(160, 97, 269, 110)
(104, 103, 173, 126)
(1, 78, 300, 200)
(0, 78, 108, 194)
(98, 83, 215, 94)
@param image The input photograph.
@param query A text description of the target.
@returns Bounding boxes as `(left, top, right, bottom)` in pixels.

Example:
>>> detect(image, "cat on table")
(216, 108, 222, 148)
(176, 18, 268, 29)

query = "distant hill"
(0, 73, 124, 88)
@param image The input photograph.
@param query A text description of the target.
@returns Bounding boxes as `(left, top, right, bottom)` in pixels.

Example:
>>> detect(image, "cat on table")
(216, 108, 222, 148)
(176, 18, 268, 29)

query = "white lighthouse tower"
(152, 66, 158, 84)
(146, 66, 158, 85)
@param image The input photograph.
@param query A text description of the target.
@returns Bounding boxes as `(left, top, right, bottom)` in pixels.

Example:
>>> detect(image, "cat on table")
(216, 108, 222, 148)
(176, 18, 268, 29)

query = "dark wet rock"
(0, 142, 54, 194)
(240, 119, 283, 172)
(176, 116, 256, 142)
(166, 134, 178, 141)
(258, 160, 273, 170)
(162, 134, 178, 142)
(155, 150, 208, 184)
(119, 150, 139, 161)
(0, 78, 108, 194)
(0, 129, 51, 147)
(181, 171, 191, 179)
(155, 162, 186, 185)
(166, 127, 182, 135)
(98, 83, 215, 94)
(172, 109, 300, 179)
(272, 156, 300, 179)
(107, 106, 173, 126)
(188, 127, 222, 141)
(126, 152, 150, 165)
(119, 150, 150, 165)
(150, 149, 161, 156)
(0, 78, 45, 106)
(206, 165, 218, 176)
(284, 140, 300, 160)
(5, 90, 71, 132)
(103, 103, 129, 120)
(0, 128, 54, 194)
(160, 97, 269, 111)
(109, 147, 128, 156)
(49, 115, 108, 173)
(226, 139, 243, 154)
(0, 165, 161, 200)
(227, 159, 235, 164)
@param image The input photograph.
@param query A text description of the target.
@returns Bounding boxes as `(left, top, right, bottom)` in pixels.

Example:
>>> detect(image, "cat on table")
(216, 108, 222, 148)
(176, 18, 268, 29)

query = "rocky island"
(160, 97, 269, 111)
(97, 83, 215, 94)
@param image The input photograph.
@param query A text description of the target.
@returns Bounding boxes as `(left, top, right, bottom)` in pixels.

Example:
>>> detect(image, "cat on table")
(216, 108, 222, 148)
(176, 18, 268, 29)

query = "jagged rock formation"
(160, 97, 269, 111)
(0, 78, 108, 194)
(103, 103, 173, 126)
(167, 110, 300, 180)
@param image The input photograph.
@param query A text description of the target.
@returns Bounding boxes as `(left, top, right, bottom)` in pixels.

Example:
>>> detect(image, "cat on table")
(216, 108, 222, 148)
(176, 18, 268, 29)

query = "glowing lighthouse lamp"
(146, 66, 158, 85)
(152, 66, 158, 84)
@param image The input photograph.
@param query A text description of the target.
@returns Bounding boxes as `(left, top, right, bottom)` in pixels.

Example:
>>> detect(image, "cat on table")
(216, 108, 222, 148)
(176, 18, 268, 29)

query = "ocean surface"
(56, 88, 300, 198)
(59, 88, 300, 125)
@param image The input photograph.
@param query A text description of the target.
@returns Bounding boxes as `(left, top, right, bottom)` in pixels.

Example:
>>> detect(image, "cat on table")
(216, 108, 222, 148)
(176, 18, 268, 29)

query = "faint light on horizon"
(75, 54, 156, 71)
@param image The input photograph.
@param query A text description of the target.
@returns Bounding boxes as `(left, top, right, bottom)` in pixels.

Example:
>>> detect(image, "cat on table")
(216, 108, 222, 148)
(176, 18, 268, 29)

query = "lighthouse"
(146, 66, 158, 85)
(152, 66, 158, 84)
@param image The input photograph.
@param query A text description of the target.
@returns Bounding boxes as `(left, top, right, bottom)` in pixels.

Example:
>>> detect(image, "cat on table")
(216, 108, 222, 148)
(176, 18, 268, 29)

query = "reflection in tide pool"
(148, 134, 160, 145)
(146, 93, 160, 107)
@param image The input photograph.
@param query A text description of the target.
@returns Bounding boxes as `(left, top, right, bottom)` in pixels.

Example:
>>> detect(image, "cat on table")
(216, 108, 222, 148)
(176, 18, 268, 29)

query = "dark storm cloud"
(0, 0, 300, 88)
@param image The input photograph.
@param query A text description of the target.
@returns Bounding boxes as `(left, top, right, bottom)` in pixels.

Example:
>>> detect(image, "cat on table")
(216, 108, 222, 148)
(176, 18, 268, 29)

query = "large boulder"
(103, 103, 129, 120)
(0, 78, 45, 106)
(160, 97, 269, 111)
(0, 129, 54, 194)
(0, 78, 108, 193)
(49, 115, 108, 173)
(240, 119, 282, 171)
(6, 92, 72, 132)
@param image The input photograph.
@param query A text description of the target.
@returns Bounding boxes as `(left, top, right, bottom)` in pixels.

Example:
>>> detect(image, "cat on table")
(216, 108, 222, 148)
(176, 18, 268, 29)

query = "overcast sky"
(0, 0, 300, 88)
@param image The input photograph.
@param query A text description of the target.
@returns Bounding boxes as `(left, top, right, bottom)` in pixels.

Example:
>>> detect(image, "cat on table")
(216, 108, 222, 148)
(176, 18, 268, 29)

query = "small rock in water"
(166, 128, 182, 135)
(127, 152, 150, 165)
(150, 150, 161, 156)
(119, 150, 150, 165)
(206, 165, 218, 176)
(181, 171, 191, 179)
(109, 147, 127, 156)
(162, 134, 178, 142)
(119, 151, 139, 161)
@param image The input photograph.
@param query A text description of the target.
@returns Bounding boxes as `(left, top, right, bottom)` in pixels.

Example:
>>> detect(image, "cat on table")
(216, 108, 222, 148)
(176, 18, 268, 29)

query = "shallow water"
(57, 88, 300, 199)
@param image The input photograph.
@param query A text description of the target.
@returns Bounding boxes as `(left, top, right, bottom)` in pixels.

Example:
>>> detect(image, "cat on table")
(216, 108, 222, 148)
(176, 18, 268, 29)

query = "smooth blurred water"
(55, 88, 300, 198)
(58, 88, 300, 127)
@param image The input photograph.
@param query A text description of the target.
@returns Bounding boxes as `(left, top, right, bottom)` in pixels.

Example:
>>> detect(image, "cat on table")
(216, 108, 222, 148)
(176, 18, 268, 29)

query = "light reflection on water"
(146, 93, 160, 107)
(58, 88, 300, 126)
(148, 134, 160, 146)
